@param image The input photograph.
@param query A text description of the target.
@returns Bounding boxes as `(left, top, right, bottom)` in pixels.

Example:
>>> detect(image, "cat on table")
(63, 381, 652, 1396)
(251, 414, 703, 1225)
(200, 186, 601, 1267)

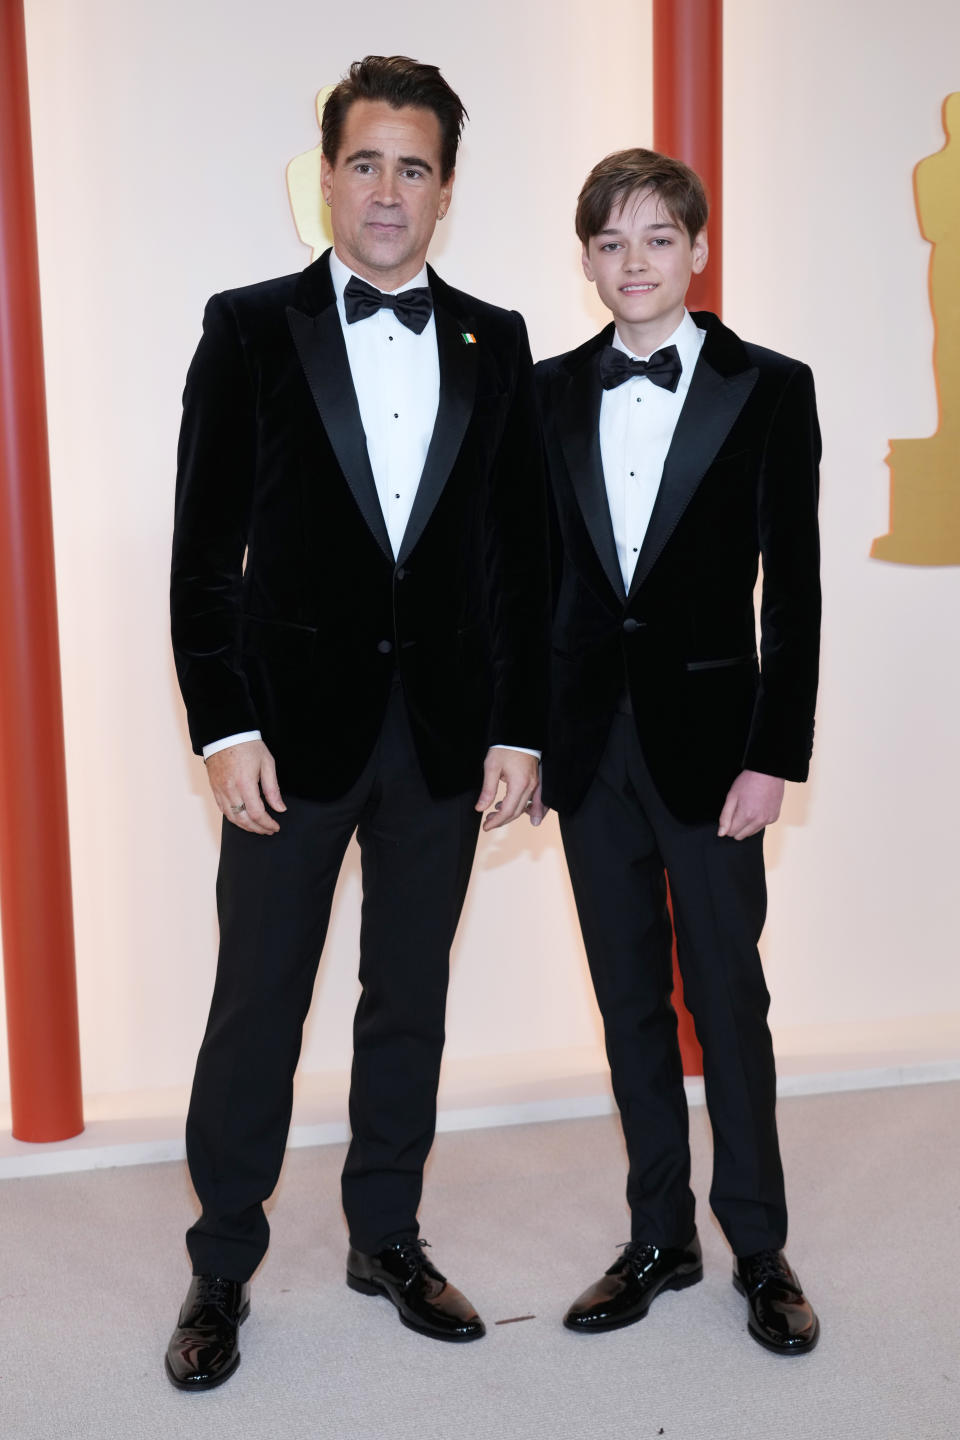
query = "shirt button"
(629, 471, 635, 477)
(393, 412, 399, 419)
(377, 639, 393, 654)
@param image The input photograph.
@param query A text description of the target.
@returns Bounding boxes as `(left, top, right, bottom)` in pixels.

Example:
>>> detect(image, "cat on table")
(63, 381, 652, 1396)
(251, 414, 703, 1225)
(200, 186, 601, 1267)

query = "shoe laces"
(194, 1274, 239, 1309)
(741, 1249, 799, 1296)
(393, 1237, 431, 1269)
(616, 1240, 660, 1274)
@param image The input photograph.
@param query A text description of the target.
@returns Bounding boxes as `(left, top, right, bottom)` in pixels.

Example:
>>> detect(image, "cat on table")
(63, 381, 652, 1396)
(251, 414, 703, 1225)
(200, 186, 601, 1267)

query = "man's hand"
(529, 779, 550, 828)
(475, 748, 541, 831)
(717, 769, 784, 841)
(205, 739, 286, 835)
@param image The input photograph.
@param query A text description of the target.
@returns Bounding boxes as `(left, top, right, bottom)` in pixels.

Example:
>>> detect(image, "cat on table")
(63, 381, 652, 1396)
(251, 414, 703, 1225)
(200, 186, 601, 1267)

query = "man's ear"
(320, 153, 334, 207)
(438, 169, 455, 220)
(581, 244, 596, 283)
(691, 229, 709, 275)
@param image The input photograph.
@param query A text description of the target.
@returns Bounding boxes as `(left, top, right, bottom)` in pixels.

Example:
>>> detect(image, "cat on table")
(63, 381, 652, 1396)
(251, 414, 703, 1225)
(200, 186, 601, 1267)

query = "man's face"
(582, 187, 707, 349)
(320, 99, 454, 290)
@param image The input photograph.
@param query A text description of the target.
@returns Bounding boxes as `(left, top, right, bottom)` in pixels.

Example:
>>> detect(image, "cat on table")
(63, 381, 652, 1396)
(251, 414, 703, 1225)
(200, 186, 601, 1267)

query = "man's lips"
(620, 283, 657, 293)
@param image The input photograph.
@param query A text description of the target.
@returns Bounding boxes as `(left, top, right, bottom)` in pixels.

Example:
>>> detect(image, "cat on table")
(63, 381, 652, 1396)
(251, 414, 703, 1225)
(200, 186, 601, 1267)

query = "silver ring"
(230, 803, 246, 814)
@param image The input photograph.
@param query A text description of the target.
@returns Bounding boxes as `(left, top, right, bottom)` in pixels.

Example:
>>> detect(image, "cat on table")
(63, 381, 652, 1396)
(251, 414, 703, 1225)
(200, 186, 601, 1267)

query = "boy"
(533, 149, 821, 1354)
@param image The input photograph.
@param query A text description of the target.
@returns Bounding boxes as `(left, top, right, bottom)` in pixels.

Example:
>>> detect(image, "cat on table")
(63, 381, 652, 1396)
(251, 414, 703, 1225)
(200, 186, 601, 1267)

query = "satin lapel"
(557, 353, 625, 602)
(396, 304, 477, 565)
(286, 303, 393, 561)
(627, 357, 758, 598)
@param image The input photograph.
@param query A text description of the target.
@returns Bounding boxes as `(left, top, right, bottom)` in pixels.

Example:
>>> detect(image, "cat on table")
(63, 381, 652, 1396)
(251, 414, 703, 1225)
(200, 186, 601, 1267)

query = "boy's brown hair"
(575, 148, 708, 246)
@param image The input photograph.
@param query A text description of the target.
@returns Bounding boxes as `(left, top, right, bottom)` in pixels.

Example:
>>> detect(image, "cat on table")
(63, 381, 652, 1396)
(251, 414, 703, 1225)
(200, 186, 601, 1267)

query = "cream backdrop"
(1, 0, 958, 1125)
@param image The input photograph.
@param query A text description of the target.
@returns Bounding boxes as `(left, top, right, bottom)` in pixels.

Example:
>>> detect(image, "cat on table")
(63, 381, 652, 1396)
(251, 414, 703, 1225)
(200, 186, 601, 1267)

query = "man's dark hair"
(575, 148, 709, 246)
(321, 55, 467, 182)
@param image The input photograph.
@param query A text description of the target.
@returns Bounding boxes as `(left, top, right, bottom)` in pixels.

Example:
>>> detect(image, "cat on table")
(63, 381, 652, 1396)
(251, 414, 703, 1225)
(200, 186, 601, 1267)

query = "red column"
(0, 0, 83, 1140)
(653, 0, 723, 1074)
(653, 0, 723, 315)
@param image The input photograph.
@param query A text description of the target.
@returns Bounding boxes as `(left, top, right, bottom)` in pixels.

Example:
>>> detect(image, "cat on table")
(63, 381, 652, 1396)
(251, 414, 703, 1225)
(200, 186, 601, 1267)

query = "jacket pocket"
(684, 652, 757, 672)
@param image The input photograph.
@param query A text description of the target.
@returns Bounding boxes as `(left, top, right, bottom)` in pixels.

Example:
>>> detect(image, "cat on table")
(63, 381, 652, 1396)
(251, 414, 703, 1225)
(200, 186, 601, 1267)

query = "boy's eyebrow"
(597, 221, 681, 236)
(343, 147, 434, 174)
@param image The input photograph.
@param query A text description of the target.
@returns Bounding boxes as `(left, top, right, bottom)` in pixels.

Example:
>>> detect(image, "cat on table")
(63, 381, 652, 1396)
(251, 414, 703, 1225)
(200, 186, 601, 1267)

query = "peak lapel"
(627, 351, 758, 598)
(286, 301, 393, 562)
(396, 301, 476, 565)
(556, 345, 625, 603)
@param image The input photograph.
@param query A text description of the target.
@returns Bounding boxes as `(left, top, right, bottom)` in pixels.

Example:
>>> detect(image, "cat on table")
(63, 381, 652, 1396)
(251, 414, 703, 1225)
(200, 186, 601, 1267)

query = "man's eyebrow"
(343, 148, 434, 174)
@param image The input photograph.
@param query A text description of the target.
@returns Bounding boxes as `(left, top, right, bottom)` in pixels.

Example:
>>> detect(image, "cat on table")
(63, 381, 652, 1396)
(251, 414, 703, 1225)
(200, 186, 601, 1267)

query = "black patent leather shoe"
(563, 1233, 703, 1332)
(734, 1249, 819, 1354)
(164, 1274, 251, 1390)
(346, 1238, 485, 1342)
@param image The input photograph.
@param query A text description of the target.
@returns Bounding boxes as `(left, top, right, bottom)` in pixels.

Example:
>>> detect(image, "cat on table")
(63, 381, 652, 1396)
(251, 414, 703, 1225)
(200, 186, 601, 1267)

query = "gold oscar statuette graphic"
(286, 86, 335, 260)
(872, 93, 960, 564)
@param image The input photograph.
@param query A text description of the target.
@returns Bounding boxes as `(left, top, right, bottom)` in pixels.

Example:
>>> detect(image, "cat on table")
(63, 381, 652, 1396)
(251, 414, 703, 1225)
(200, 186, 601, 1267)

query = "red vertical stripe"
(653, 0, 724, 1074)
(653, 0, 723, 316)
(0, 0, 83, 1140)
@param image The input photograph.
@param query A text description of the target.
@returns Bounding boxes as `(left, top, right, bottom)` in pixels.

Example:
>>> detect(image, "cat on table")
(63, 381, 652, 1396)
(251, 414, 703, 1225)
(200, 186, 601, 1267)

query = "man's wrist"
(202, 730, 262, 761)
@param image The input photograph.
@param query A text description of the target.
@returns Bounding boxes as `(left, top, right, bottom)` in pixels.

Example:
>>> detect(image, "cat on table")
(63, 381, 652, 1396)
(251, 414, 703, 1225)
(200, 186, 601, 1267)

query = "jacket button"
(377, 640, 393, 654)
(622, 618, 643, 633)
(396, 566, 406, 580)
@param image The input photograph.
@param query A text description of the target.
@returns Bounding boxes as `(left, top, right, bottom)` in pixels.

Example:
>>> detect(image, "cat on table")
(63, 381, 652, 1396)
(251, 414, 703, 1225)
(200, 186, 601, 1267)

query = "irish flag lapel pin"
(461, 331, 477, 345)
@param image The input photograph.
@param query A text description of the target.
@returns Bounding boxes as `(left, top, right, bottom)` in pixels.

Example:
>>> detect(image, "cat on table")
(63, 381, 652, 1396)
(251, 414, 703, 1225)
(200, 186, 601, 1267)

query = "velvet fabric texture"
(535, 312, 821, 823)
(171, 250, 549, 800)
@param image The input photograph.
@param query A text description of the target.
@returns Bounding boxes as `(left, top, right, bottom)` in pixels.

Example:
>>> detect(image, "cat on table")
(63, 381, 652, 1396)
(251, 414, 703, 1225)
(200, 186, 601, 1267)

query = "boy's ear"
(691, 229, 709, 275)
(581, 243, 596, 283)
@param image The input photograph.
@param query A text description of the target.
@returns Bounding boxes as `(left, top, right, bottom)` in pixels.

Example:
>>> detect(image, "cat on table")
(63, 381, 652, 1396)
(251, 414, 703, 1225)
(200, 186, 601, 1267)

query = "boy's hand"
(717, 770, 784, 841)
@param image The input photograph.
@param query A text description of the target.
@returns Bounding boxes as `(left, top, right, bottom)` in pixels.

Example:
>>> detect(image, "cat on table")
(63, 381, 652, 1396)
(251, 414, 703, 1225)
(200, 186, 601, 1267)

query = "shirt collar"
(329, 248, 429, 302)
(612, 309, 704, 372)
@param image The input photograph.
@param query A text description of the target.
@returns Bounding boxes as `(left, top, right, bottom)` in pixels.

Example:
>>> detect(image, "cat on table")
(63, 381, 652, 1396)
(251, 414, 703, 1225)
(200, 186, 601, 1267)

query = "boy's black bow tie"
(344, 275, 433, 334)
(599, 344, 682, 393)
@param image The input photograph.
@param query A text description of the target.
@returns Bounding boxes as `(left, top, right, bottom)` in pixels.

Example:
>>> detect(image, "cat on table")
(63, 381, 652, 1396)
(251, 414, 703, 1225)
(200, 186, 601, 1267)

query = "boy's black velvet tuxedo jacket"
(535, 312, 821, 823)
(171, 251, 548, 801)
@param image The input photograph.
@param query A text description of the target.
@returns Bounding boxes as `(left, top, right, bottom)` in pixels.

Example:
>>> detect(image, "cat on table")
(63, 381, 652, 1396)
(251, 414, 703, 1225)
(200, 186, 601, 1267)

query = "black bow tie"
(343, 275, 433, 334)
(599, 344, 682, 393)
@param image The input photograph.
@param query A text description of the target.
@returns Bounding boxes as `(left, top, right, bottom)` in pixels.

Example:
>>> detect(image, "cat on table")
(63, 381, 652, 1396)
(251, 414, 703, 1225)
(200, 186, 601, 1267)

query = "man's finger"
(260, 752, 286, 813)
(717, 792, 738, 838)
(529, 783, 549, 827)
(474, 758, 502, 813)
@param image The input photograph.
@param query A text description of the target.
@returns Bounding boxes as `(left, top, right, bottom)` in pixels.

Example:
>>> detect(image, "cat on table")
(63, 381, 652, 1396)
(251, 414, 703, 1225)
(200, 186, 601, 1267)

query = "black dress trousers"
(184, 684, 481, 1280)
(558, 710, 788, 1258)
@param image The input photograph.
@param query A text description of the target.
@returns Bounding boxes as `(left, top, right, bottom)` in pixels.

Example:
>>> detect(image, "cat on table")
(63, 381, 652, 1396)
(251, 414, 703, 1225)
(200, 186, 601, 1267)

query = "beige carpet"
(0, 1081, 957, 1440)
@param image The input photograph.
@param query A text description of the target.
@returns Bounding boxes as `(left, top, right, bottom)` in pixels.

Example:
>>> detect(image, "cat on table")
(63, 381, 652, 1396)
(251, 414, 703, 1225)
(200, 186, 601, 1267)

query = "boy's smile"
(582, 188, 708, 353)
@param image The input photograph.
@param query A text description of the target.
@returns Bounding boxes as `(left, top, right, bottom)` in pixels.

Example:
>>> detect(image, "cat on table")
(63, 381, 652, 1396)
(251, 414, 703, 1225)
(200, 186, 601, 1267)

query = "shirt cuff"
(489, 744, 541, 760)
(202, 730, 262, 760)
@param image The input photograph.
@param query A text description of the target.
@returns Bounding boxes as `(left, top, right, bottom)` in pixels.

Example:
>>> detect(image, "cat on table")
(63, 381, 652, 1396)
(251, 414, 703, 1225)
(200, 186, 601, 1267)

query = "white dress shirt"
(599, 310, 706, 593)
(204, 251, 535, 762)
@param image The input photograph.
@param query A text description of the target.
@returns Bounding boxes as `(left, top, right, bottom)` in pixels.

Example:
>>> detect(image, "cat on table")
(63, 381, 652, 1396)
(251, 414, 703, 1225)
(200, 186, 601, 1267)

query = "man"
(166, 55, 548, 1389)
(533, 149, 821, 1354)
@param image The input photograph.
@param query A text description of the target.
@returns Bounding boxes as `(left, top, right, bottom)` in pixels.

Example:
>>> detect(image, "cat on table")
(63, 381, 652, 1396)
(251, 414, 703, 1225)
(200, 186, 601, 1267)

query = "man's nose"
(624, 247, 648, 271)
(374, 170, 400, 205)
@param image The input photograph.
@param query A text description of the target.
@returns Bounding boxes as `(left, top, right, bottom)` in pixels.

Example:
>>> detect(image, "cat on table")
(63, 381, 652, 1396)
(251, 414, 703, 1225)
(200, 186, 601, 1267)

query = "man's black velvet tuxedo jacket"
(171, 251, 548, 800)
(535, 312, 821, 823)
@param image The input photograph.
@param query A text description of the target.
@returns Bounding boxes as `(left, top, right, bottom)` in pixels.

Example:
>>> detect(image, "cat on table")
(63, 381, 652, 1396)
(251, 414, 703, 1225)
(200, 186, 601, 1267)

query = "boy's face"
(582, 187, 707, 350)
